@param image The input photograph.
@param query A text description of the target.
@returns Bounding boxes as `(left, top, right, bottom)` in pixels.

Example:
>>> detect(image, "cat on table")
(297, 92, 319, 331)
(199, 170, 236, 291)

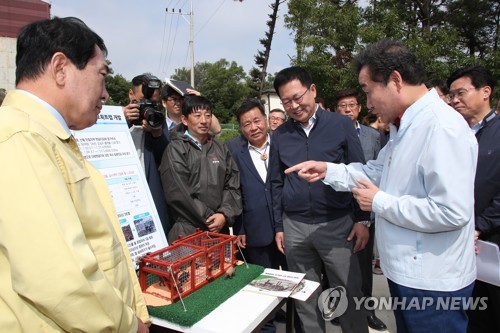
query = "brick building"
(0, 0, 50, 91)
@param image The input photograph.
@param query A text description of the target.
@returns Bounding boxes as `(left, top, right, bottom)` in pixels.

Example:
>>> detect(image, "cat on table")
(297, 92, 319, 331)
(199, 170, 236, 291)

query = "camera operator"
(123, 73, 171, 236)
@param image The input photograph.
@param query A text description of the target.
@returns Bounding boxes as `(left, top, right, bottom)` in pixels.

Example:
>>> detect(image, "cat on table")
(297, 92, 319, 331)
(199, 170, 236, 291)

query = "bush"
(217, 129, 240, 143)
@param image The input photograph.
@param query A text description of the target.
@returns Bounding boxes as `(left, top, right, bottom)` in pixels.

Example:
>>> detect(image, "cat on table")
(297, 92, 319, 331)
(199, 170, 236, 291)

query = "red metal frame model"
(138, 230, 238, 304)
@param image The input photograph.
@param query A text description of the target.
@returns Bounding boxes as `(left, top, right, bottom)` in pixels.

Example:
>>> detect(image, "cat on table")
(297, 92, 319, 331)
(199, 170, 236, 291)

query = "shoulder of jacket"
(0, 107, 33, 142)
(361, 124, 380, 135)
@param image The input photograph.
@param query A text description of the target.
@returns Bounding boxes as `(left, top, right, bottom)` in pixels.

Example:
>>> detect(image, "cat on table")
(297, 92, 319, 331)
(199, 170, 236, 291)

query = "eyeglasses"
(269, 116, 285, 122)
(336, 103, 359, 110)
(448, 87, 475, 101)
(281, 86, 310, 108)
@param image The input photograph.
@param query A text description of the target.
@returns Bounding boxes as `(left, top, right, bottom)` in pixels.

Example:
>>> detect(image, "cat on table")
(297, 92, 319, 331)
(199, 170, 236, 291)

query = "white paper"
(289, 279, 320, 301)
(242, 268, 305, 298)
(476, 240, 500, 287)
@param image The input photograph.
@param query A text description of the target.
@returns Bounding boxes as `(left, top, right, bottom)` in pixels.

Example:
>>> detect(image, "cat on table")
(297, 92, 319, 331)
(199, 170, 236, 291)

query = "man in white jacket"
(286, 39, 478, 333)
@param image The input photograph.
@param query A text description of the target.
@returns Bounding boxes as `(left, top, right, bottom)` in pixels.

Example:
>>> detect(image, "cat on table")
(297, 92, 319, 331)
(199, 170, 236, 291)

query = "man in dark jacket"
(227, 99, 286, 333)
(334, 88, 387, 331)
(448, 65, 500, 333)
(269, 66, 369, 333)
(159, 95, 242, 244)
(123, 73, 171, 236)
(227, 99, 284, 269)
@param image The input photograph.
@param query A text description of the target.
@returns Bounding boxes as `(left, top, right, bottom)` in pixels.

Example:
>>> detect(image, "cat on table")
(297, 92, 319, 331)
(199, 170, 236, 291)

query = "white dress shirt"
(324, 89, 478, 291)
(248, 134, 270, 182)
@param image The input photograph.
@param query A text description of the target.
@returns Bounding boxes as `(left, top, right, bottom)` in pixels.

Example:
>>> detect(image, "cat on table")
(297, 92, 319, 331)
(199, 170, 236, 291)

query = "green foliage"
(172, 59, 251, 123)
(104, 0, 499, 115)
(284, 0, 499, 108)
(248, 0, 283, 98)
(286, 0, 363, 108)
(217, 129, 241, 143)
(105, 74, 131, 106)
(447, 0, 499, 58)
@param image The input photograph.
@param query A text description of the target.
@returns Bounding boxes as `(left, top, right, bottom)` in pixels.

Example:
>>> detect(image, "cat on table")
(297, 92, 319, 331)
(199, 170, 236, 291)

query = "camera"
(131, 74, 165, 129)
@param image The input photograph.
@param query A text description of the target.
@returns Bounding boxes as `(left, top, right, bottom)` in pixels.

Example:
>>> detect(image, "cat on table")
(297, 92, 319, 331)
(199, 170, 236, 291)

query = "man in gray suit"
(335, 88, 387, 331)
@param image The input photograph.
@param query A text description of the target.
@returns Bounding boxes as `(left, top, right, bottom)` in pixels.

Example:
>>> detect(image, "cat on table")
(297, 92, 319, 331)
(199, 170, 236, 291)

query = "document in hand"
(166, 79, 194, 96)
(242, 268, 320, 301)
(476, 240, 500, 287)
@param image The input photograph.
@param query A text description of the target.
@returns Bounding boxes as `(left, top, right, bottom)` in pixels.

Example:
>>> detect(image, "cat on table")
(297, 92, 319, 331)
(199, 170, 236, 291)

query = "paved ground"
(276, 273, 397, 333)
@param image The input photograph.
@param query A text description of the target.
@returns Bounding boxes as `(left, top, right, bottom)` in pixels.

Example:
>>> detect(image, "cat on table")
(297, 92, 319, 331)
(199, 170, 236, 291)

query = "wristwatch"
(357, 220, 372, 228)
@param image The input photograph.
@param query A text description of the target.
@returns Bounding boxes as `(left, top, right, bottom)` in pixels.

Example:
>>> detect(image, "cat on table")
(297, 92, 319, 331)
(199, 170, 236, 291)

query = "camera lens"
(143, 107, 165, 129)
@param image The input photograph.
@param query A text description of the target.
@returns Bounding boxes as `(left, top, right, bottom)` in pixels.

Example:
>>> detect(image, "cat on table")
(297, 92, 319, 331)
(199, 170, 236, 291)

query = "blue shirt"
(324, 89, 478, 291)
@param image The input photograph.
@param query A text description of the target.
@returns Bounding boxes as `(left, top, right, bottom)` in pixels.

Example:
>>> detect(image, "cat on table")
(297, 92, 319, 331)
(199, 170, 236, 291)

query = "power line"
(195, 0, 226, 38)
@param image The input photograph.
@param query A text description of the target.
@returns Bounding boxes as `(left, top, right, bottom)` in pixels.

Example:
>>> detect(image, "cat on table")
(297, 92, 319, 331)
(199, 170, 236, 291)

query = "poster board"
(73, 106, 168, 266)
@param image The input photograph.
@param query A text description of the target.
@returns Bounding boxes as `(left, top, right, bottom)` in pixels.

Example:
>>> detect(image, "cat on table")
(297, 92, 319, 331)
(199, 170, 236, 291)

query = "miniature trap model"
(138, 231, 238, 307)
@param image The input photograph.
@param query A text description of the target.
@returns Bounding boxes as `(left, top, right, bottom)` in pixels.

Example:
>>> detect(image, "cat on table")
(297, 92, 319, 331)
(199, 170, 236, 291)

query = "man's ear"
(50, 52, 69, 86)
(309, 83, 317, 99)
(481, 85, 492, 101)
(181, 114, 188, 126)
(389, 70, 403, 92)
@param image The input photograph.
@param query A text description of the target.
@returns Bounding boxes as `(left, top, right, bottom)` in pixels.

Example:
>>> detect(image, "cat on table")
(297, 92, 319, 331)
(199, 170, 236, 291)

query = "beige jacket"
(0, 91, 149, 332)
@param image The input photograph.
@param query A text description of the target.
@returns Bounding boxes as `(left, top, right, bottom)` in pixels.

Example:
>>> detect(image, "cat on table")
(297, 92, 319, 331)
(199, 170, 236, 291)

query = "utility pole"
(166, 0, 195, 87)
(189, 1, 194, 87)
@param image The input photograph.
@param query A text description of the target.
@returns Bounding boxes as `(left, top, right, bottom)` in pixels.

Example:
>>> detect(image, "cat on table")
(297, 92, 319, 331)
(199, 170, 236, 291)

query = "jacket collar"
(3, 90, 71, 141)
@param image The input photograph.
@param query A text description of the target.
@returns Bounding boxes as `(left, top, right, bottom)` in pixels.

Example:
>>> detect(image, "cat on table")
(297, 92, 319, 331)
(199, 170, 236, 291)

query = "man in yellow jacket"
(0, 17, 150, 333)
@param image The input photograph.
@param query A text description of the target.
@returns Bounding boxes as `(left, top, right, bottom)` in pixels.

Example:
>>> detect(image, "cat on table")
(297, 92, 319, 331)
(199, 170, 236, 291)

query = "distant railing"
(220, 123, 238, 130)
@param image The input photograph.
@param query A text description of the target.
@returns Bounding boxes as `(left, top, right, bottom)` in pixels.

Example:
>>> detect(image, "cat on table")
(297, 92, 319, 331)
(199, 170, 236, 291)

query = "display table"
(152, 290, 290, 333)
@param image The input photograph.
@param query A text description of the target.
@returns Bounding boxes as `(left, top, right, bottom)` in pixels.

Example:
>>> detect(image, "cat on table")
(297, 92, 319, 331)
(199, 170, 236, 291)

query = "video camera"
(131, 74, 165, 129)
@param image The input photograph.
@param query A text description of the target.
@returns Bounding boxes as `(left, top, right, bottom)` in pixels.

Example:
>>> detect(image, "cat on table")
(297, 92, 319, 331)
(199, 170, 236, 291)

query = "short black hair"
(425, 79, 449, 95)
(334, 88, 361, 106)
(273, 66, 313, 98)
(16, 17, 107, 85)
(130, 73, 161, 100)
(161, 85, 181, 100)
(354, 39, 425, 86)
(269, 108, 286, 118)
(361, 113, 378, 126)
(182, 95, 213, 117)
(447, 66, 496, 101)
(235, 99, 266, 123)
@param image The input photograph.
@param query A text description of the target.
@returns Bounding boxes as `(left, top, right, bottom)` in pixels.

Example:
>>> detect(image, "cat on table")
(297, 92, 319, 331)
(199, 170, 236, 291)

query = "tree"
(446, 0, 499, 58)
(172, 59, 251, 123)
(285, 0, 363, 107)
(283, 0, 500, 105)
(248, 0, 285, 98)
(105, 74, 131, 106)
(104, 61, 131, 106)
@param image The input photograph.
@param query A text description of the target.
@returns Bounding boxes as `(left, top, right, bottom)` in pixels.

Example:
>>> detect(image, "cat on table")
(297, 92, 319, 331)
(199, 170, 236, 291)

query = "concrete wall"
(0, 37, 16, 90)
(0, 0, 51, 91)
(261, 90, 284, 117)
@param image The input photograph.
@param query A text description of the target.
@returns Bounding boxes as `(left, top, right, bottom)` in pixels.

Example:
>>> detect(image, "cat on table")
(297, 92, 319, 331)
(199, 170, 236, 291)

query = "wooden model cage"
(138, 231, 237, 304)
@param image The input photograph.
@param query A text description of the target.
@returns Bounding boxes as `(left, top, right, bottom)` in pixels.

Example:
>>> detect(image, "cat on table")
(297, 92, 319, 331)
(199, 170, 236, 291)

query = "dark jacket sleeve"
(270, 130, 285, 233)
(217, 144, 242, 226)
(160, 142, 213, 229)
(475, 114, 500, 245)
(476, 190, 500, 242)
(343, 119, 371, 222)
(149, 123, 169, 167)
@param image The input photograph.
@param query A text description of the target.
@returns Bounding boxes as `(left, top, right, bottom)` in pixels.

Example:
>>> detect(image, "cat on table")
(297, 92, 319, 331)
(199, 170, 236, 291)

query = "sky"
(50, 0, 296, 81)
